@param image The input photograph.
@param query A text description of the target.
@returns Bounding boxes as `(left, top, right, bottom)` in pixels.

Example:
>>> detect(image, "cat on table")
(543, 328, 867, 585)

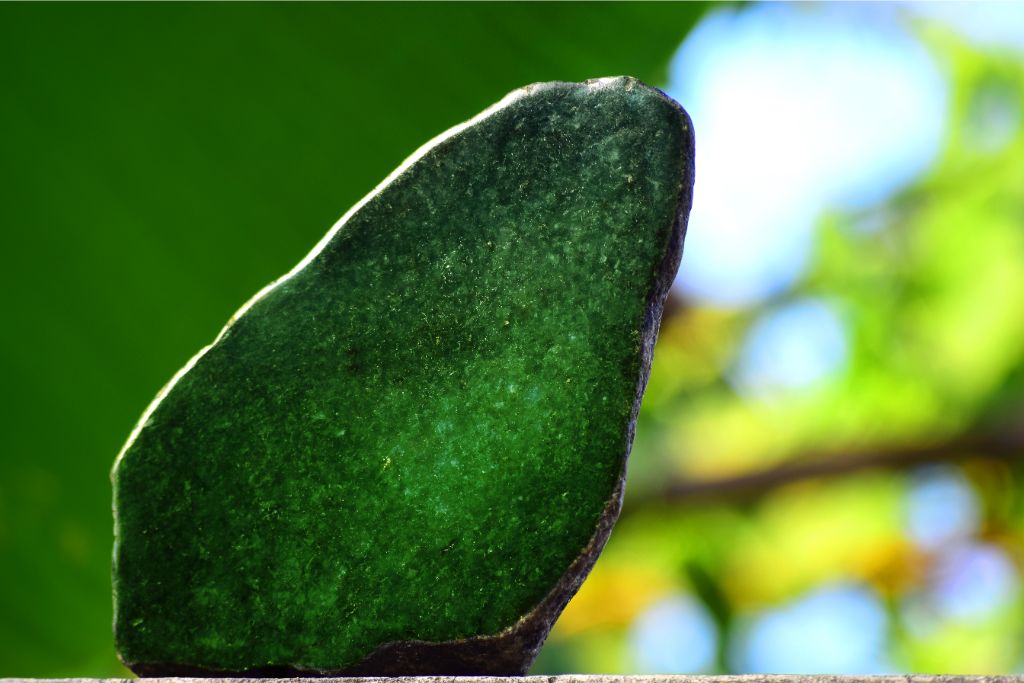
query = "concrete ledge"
(4, 676, 1024, 683)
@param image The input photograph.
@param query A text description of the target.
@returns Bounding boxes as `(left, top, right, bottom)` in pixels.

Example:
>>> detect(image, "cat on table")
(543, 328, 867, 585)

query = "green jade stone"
(112, 76, 695, 676)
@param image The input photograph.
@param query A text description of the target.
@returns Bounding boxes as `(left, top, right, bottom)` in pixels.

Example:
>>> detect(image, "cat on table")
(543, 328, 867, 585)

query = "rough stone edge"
(5, 677, 1023, 683)
(120, 75, 695, 678)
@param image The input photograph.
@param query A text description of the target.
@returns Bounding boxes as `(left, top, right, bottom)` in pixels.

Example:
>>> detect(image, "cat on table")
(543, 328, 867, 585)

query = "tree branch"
(623, 427, 1024, 513)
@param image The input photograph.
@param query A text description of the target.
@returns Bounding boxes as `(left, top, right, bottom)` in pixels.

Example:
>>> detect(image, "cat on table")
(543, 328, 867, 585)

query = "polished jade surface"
(112, 77, 693, 673)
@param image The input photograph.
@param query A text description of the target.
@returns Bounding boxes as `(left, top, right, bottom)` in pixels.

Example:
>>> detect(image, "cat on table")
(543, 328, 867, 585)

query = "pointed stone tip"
(522, 75, 688, 112)
(518, 75, 694, 157)
(581, 74, 651, 93)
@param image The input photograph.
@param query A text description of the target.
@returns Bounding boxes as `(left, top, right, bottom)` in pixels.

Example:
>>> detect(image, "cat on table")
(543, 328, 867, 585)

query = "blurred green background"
(2, 1, 1024, 677)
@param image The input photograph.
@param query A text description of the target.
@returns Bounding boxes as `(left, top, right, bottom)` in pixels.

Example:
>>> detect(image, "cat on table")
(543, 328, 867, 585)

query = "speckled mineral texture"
(112, 76, 695, 676)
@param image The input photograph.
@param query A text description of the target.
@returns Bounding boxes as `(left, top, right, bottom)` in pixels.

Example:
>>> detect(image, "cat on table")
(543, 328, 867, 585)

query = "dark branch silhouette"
(623, 426, 1024, 512)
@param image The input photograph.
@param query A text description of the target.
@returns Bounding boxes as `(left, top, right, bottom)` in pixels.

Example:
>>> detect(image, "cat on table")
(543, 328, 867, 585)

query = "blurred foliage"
(0, 3, 706, 677)
(533, 18, 1024, 676)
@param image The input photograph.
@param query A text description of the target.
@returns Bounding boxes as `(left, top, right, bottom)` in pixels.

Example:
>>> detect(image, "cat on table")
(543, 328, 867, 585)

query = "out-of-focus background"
(2, 2, 1023, 677)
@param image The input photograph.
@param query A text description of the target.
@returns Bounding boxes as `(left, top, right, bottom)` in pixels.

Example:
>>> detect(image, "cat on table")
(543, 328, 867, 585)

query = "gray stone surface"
(3, 677, 1023, 683)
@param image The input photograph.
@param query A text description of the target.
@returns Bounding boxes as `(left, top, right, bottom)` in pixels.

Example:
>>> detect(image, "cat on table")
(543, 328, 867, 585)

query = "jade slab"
(112, 76, 695, 676)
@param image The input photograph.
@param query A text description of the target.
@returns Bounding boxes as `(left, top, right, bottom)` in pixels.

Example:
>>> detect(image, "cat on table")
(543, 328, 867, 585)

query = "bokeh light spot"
(667, 3, 947, 305)
(629, 594, 718, 673)
(932, 543, 1019, 621)
(731, 297, 847, 399)
(906, 466, 980, 550)
(731, 583, 891, 674)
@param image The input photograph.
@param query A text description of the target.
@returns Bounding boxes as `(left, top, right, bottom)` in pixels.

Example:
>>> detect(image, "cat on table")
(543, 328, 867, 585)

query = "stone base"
(3, 676, 1022, 683)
